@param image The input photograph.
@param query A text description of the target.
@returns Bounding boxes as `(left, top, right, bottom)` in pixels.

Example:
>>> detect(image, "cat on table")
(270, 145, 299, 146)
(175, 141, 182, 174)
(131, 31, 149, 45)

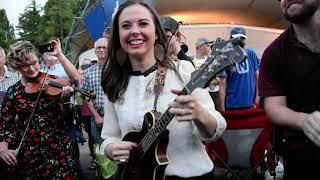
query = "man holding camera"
(39, 40, 79, 82)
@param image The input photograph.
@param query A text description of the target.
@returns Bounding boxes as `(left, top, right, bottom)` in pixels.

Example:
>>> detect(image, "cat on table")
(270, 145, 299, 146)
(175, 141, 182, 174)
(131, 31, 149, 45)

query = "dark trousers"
(70, 125, 83, 179)
(283, 141, 320, 179)
(82, 115, 94, 157)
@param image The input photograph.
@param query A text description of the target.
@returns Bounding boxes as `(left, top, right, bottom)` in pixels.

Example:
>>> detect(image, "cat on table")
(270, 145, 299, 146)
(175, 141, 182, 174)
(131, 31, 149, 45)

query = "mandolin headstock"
(185, 37, 247, 93)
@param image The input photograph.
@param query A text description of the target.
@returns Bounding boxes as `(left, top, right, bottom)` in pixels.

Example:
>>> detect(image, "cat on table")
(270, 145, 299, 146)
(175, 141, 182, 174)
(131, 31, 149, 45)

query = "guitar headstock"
(187, 37, 247, 93)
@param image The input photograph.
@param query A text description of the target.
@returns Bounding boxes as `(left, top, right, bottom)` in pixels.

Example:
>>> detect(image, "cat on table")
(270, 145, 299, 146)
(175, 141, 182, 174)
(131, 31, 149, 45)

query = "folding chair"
(205, 108, 277, 180)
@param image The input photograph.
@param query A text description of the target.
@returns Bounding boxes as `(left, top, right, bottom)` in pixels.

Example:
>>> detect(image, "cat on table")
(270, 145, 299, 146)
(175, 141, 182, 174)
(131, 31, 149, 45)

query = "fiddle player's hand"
(301, 111, 320, 147)
(168, 89, 204, 122)
(61, 86, 74, 98)
(0, 149, 18, 166)
(106, 141, 137, 164)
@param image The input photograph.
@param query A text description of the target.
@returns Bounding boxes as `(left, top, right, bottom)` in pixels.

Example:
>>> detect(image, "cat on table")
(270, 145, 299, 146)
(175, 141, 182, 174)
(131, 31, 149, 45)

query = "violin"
(24, 72, 96, 100)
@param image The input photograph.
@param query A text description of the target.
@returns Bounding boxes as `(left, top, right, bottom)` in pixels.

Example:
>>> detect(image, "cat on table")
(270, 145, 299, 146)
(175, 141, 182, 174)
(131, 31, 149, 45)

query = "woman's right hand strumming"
(0, 148, 18, 166)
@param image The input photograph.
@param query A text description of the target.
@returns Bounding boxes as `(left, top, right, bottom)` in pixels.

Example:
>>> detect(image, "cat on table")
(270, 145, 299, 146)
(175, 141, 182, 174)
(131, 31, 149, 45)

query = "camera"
(37, 43, 54, 53)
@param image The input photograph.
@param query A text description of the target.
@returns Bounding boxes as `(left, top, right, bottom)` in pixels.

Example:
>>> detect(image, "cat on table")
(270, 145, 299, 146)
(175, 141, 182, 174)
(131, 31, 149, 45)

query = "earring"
(116, 48, 127, 66)
(154, 43, 164, 61)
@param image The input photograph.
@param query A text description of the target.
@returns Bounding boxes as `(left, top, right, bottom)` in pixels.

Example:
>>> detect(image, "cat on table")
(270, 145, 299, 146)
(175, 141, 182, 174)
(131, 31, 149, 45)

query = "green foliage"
(17, 0, 87, 48)
(38, 0, 88, 45)
(16, 0, 42, 44)
(0, 9, 15, 51)
(70, 0, 88, 16)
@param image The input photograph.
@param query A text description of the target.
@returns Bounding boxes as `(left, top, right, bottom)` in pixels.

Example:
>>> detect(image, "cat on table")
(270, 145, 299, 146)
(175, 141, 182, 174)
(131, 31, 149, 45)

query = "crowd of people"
(0, 0, 319, 179)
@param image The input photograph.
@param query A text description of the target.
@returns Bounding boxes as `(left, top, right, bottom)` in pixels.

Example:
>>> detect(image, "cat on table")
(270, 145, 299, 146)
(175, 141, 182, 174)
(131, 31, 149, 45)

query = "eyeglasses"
(20, 61, 39, 71)
(95, 46, 107, 50)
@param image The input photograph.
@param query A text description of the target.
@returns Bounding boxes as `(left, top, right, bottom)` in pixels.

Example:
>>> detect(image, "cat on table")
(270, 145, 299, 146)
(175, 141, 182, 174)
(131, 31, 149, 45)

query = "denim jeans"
(90, 116, 103, 145)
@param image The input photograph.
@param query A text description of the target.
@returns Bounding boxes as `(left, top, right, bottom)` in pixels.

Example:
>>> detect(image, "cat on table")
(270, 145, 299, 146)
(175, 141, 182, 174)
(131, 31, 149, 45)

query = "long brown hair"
(101, 0, 173, 102)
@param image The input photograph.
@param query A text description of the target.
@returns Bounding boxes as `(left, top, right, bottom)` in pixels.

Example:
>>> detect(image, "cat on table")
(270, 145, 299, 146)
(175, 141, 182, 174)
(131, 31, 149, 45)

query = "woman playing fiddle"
(100, 1, 226, 179)
(0, 40, 78, 179)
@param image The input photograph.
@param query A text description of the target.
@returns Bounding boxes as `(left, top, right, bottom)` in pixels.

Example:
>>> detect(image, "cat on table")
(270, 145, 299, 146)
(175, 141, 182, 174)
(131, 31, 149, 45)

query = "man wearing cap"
(219, 27, 260, 112)
(159, 16, 193, 63)
(193, 38, 212, 68)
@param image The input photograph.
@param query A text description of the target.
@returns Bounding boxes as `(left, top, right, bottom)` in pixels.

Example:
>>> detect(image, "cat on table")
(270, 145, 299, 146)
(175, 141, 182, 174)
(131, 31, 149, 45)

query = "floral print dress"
(0, 81, 77, 179)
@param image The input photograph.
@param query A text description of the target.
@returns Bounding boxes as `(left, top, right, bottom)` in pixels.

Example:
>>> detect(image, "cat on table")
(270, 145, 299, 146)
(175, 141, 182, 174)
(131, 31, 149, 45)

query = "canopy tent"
(64, 0, 287, 64)
(154, 0, 287, 29)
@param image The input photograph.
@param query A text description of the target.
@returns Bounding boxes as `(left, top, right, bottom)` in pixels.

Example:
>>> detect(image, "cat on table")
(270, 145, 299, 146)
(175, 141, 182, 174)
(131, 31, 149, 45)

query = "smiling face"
(280, 0, 320, 24)
(94, 38, 108, 64)
(7, 41, 40, 79)
(118, 4, 156, 61)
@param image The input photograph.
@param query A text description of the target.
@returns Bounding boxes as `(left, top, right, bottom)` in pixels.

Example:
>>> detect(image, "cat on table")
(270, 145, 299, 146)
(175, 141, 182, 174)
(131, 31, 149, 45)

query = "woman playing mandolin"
(100, 1, 227, 179)
(0, 40, 78, 178)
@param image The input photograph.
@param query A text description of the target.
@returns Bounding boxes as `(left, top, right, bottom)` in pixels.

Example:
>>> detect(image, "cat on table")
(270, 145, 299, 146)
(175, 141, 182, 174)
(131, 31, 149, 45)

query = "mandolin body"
(116, 111, 170, 180)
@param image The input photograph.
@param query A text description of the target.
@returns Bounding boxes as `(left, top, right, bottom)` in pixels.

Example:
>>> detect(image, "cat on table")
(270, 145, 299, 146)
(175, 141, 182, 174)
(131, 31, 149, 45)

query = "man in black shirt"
(259, 0, 320, 178)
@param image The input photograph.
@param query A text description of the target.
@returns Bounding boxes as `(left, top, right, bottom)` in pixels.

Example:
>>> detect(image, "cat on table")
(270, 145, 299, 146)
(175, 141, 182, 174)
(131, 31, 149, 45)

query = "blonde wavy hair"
(7, 41, 38, 70)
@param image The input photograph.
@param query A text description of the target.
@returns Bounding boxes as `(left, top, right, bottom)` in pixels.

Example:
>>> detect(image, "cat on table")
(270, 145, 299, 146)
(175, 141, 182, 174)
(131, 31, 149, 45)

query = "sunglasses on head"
(81, 64, 92, 70)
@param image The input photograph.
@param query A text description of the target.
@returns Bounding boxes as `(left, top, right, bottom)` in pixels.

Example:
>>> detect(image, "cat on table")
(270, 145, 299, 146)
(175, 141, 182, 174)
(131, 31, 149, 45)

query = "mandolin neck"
(138, 87, 190, 156)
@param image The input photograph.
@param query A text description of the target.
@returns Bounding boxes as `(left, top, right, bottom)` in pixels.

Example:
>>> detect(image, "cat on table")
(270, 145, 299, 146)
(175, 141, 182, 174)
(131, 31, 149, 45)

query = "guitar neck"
(152, 88, 189, 132)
